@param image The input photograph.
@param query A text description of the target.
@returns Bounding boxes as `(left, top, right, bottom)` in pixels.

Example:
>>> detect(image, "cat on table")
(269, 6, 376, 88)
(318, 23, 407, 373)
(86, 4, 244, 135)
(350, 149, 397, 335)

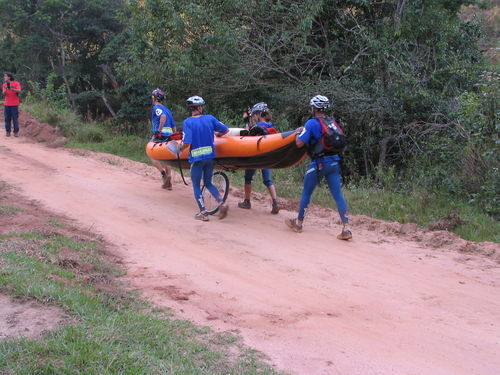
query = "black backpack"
(308, 116, 346, 158)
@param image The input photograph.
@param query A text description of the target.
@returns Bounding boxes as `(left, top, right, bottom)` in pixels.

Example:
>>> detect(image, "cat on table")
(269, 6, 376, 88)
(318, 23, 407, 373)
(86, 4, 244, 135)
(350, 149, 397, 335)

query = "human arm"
(166, 109, 176, 133)
(7, 81, 21, 93)
(213, 117, 229, 137)
(158, 114, 167, 133)
(242, 110, 249, 123)
(180, 141, 190, 152)
(215, 129, 229, 137)
(295, 126, 305, 148)
(179, 120, 191, 152)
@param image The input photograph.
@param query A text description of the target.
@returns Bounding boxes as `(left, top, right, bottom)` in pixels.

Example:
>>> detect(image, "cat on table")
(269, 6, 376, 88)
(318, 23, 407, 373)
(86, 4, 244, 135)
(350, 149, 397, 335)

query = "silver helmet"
(186, 95, 206, 106)
(250, 102, 269, 116)
(309, 95, 330, 110)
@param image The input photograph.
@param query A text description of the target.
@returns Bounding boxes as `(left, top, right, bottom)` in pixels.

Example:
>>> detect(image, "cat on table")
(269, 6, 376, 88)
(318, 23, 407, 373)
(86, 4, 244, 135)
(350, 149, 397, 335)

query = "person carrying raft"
(285, 95, 352, 240)
(238, 102, 280, 214)
(148, 88, 177, 190)
(180, 96, 229, 222)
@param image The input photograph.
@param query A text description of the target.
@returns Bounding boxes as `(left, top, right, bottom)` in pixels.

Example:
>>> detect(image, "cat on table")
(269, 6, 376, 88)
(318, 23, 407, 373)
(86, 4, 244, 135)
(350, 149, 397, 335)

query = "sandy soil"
(0, 113, 499, 375)
(0, 294, 66, 339)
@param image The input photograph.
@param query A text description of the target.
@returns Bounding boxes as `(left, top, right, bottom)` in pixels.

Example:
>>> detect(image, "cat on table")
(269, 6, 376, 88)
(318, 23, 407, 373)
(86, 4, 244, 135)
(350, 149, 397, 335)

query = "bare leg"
(162, 164, 172, 190)
(244, 184, 252, 200)
(267, 185, 280, 214)
(149, 157, 164, 174)
(267, 185, 277, 200)
(149, 157, 172, 190)
(238, 184, 252, 209)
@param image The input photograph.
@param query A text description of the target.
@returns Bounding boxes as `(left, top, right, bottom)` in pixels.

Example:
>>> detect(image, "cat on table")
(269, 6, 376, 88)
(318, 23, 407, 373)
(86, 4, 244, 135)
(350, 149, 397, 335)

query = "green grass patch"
(343, 185, 500, 242)
(23, 100, 81, 136)
(0, 205, 22, 216)
(67, 135, 150, 164)
(0, 232, 282, 375)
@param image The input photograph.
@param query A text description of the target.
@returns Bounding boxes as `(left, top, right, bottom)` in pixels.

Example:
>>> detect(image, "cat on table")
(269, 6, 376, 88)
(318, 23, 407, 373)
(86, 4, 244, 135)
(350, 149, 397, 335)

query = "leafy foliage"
(1, 0, 497, 220)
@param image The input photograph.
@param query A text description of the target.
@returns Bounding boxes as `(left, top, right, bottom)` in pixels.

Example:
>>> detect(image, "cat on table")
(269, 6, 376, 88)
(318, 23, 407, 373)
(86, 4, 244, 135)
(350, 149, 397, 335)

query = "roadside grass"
(0, 231, 282, 375)
(0, 205, 22, 216)
(231, 165, 500, 243)
(22, 100, 82, 138)
(343, 185, 500, 243)
(21, 103, 499, 243)
(67, 136, 151, 165)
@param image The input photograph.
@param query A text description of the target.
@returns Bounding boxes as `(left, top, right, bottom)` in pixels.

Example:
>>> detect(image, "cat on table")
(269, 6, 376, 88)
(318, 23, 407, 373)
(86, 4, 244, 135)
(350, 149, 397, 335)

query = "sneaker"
(337, 229, 352, 241)
(238, 200, 251, 209)
(6, 132, 10, 137)
(194, 212, 209, 221)
(161, 174, 172, 190)
(271, 200, 280, 214)
(285, 218, 303, 233)
(13, 132, 19, 137)
(218, 203, 229, 220)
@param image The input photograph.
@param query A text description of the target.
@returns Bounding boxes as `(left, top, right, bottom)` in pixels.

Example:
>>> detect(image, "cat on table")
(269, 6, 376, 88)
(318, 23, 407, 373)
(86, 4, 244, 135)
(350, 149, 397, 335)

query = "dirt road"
(1, 132, 499, 375)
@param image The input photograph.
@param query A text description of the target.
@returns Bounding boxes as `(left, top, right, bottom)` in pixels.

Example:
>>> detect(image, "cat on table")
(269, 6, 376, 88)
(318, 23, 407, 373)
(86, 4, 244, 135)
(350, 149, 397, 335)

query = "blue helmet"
(186, 95, 205, 106)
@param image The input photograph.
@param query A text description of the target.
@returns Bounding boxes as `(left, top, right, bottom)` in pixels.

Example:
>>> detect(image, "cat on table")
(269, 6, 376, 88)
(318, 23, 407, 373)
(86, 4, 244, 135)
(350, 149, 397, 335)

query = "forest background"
(0, 0, 498, 241)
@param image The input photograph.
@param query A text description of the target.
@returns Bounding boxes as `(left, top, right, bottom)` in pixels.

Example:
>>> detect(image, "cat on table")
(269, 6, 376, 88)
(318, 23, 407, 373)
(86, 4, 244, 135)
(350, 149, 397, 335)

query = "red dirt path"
(1, 113, 499, 375)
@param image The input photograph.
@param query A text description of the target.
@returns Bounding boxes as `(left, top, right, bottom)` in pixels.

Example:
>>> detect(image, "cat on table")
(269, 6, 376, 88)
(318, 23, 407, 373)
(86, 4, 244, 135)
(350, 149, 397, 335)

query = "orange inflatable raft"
(146, 130, 307, 170)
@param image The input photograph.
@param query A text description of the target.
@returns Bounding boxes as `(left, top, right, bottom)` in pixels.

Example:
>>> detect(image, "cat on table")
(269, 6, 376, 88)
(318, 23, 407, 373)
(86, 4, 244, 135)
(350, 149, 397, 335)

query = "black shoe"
(271, 200, 280, 214)
(238, 200, 251, 209)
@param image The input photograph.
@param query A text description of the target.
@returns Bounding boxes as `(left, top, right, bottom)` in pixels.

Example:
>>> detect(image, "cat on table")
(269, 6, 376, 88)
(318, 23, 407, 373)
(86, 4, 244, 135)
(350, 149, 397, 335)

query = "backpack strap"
(320, 116, 345, 135)
(308, 117, 331, 159)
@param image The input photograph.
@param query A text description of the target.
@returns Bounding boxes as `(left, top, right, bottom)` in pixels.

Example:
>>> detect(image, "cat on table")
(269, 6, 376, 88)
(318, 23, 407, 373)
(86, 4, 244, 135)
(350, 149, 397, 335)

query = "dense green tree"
(121, 0, 482, 175)
(1, 0, 495, 215)
(0, 0, 125, 116)
(119, 0, 249, 104)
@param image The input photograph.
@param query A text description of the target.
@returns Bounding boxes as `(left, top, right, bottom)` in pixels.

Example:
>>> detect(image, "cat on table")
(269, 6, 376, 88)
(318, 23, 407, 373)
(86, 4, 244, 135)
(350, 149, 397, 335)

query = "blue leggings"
(4, 106, 19, 134)
(244, 169, 274, 187)
(298, 159, 349, 223)
(190, 159, 222, 211)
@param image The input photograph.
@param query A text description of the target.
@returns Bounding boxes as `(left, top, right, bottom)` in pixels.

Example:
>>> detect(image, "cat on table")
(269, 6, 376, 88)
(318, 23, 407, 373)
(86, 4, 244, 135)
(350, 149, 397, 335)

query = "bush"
(74, 125, 107, 143)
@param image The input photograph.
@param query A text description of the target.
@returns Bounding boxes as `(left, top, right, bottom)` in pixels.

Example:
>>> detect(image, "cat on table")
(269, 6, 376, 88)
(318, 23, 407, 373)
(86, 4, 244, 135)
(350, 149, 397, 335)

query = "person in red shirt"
(2, 72, 22, 137)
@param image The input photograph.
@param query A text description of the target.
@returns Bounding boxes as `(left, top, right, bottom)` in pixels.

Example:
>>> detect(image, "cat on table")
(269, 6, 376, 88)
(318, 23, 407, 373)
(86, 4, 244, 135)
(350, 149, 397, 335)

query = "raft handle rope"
(177, 152, 189, 186)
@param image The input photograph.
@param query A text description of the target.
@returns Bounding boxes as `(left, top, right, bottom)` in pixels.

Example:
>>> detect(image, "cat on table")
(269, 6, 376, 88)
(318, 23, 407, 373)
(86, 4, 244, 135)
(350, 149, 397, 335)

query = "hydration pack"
(308, 117, 346, 158)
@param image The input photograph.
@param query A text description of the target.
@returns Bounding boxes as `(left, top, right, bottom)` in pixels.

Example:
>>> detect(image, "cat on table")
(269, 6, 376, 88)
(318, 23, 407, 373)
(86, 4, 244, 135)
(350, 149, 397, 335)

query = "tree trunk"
(363, 149, 370, 177)
(59, 43, 77, 111)
(101, 90, 117, 119)
(379, 136, 391, 170)
(98, 64, 120, 90)
(394, 0, 407, 31)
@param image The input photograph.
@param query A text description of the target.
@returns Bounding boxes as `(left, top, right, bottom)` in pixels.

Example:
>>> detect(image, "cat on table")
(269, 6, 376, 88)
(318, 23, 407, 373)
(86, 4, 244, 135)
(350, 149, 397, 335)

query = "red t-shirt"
(2, 81, 22, 106)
